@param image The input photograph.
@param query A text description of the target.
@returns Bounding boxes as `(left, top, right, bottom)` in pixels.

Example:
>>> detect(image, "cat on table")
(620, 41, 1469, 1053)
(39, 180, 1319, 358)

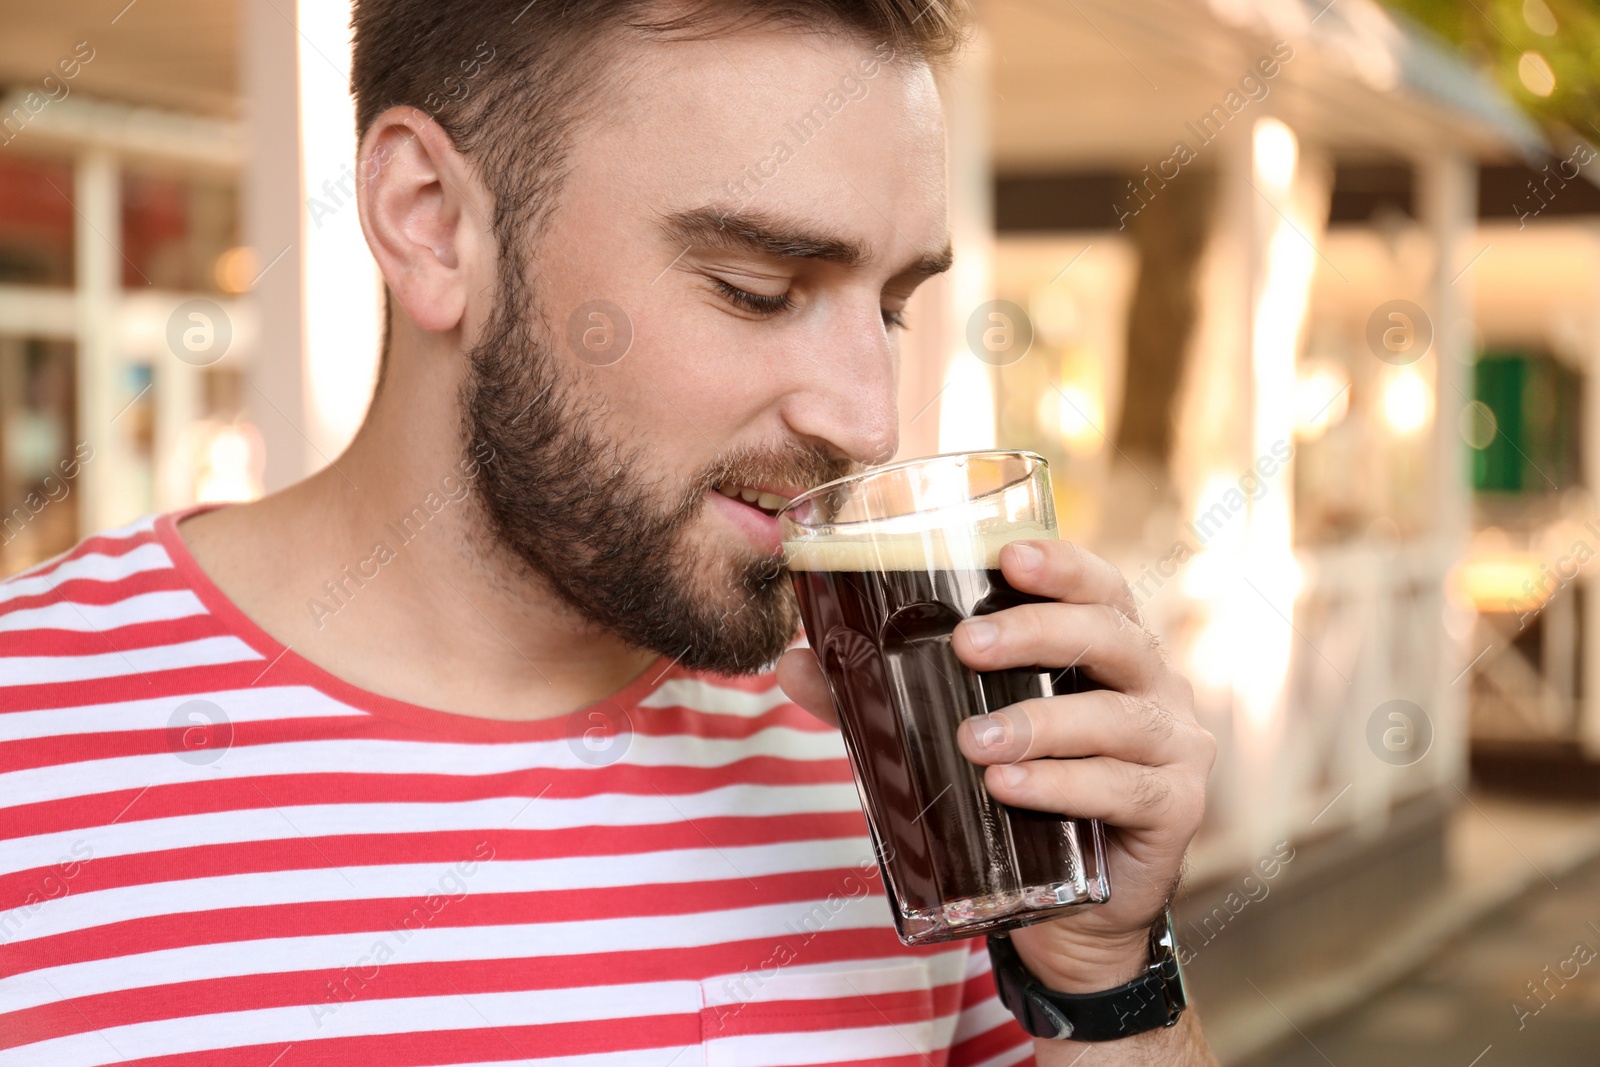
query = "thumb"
(776, 647, 838, 729)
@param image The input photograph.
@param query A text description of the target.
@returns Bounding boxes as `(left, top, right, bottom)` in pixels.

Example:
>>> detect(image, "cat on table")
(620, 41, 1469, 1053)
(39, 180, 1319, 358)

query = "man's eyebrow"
(657, 207, 954, 278)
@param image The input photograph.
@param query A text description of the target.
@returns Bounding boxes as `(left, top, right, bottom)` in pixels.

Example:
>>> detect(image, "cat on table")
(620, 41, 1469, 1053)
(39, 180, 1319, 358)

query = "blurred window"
(0, 155, 75, 286)
(120, 168, 240, 292)
(1472, 351, 1582, 494)
(0, 336, 79, 574)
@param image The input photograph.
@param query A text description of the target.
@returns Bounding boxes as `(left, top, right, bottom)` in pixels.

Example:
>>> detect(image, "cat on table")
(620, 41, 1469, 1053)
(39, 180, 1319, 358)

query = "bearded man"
(0, 1, 1217, 1063)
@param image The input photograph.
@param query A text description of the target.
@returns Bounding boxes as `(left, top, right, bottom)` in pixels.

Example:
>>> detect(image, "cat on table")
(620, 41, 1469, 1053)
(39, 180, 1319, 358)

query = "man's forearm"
(1033, 1006, 1218, 1066)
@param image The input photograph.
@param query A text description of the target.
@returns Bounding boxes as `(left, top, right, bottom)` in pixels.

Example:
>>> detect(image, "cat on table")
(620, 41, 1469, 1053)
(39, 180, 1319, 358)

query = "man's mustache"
(695, 444, 855, 504)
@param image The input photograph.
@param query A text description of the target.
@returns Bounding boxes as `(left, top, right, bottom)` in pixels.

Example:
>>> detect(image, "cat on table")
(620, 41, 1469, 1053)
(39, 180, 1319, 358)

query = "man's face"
(464, 27, 951, 673)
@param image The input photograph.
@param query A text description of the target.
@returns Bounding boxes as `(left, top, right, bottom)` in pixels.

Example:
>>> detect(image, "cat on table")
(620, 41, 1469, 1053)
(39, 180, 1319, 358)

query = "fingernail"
(1008, 542, 1043, 570)
(996, 764, 1027, 787)
(970, 715, 1009, 749)
(963, 619, 997, 650)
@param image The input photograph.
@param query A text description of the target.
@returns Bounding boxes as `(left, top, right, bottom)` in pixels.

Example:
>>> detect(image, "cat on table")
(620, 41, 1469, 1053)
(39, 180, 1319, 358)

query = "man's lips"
(706, 485, 789, 554)
(710, 480, 804, 517)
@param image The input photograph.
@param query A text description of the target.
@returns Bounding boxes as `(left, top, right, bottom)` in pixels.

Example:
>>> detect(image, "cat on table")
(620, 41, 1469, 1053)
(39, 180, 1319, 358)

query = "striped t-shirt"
(0, 511, 1034, 1066)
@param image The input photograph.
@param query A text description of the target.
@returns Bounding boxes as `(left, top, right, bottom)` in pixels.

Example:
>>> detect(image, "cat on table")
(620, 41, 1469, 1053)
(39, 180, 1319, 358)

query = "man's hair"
(350, 0, 970, 365)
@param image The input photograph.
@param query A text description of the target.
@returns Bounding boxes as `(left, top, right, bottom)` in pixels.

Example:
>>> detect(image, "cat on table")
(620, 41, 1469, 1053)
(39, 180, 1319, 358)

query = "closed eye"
(712, 278, 910, 331)
(712, 278, 792, 316)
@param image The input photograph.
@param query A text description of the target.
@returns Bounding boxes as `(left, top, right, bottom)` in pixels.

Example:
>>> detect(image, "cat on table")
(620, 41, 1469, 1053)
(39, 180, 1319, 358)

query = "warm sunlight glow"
(1523, 0, 1558, 34)
(1382, 366, 1432, 435)
(1518, 51, 1556, 96)
(212, 246, 256, 295)
(1253, 118, 1298, 193)
(1294, 361, 1351, 439)
(1452, 552, 1546, 613)
(196, 423, 265, 503)
(938, 354, 997, 453)
(1051, 383, 1104, 456)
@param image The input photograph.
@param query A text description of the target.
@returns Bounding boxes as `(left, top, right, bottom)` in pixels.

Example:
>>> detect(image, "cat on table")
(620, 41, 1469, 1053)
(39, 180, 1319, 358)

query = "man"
(0, 0, 1217, 1063)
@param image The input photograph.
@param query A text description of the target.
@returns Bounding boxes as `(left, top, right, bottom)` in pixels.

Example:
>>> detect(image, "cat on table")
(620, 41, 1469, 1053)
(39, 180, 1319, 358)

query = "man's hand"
(775, 537, 1217, 995)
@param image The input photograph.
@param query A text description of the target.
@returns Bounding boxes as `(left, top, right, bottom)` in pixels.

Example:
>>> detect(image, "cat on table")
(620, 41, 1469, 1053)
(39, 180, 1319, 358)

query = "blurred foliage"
(1377, 0, 1600, 140)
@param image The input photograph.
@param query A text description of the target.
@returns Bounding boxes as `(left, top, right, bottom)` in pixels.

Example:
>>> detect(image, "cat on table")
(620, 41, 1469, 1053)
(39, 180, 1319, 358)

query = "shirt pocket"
(699, 957, 952, 1067)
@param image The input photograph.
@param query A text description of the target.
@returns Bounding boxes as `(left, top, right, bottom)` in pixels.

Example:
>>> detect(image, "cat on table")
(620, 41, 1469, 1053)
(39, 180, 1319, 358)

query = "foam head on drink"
(781, 520, 1054, 574)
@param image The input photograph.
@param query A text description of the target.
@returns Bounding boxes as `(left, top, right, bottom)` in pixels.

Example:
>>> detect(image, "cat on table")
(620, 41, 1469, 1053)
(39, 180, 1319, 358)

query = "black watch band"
(986, 908, 1187, 1042)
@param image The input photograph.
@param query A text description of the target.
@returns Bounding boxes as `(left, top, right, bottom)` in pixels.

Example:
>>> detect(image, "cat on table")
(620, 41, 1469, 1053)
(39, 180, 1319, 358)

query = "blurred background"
(2, 0, 1598, 1061)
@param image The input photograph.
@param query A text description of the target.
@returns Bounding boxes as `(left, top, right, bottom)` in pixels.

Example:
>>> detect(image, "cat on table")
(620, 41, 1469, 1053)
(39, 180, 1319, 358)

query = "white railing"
(1182, 538, 1467, 879)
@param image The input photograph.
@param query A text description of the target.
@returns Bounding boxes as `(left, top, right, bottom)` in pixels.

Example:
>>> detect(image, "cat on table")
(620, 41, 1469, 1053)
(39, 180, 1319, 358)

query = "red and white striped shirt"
(0, 511, 1034, 1067)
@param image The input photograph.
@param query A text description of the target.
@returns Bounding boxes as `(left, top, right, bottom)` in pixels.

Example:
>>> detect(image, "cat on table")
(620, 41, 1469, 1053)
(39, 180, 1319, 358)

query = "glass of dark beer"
(779, 450, 1109, 945)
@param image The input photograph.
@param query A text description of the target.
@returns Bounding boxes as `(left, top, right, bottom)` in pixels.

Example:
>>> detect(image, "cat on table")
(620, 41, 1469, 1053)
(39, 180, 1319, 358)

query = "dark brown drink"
(788, 536, 1109, 945)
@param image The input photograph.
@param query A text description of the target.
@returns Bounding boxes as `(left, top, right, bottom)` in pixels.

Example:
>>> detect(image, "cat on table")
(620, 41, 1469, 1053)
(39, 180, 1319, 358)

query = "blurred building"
(886, 0, 1565, 1057)
(0, 0, 1589, 1061)
(0, 0, 374, 575)
(1450, 154, 1600, 800)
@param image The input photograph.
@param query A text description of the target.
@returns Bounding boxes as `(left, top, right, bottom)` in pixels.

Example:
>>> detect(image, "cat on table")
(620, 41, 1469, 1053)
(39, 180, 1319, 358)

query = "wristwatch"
(986, 908, 1187, 1042)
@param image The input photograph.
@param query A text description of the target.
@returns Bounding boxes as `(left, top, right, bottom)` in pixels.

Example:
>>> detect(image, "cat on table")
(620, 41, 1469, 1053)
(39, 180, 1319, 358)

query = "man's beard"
(459, 267, 851, 675)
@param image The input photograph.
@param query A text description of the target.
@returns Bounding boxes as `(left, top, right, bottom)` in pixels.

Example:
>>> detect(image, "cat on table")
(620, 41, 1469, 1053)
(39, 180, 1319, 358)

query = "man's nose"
(780, 304, 900, 466)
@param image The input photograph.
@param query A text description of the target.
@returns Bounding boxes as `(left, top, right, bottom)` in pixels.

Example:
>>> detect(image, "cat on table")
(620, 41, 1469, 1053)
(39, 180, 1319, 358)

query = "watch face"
(1151, 907, 1187, 1011)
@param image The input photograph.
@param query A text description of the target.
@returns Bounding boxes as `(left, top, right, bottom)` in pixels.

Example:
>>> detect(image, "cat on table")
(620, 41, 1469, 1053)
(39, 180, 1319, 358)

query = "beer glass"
(779, 450, 1110, 945)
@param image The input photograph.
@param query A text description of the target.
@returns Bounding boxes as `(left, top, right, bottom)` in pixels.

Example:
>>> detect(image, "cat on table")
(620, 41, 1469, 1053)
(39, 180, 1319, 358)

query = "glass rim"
(778, 448, 1046, 522)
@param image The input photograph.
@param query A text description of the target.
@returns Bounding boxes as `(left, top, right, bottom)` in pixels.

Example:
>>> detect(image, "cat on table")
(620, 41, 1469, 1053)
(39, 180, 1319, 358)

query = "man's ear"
(356, 106, 490, 335)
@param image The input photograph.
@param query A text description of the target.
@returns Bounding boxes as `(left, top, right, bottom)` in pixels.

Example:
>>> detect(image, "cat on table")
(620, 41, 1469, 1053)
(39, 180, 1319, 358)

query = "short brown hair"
(351, 0, 970, 255)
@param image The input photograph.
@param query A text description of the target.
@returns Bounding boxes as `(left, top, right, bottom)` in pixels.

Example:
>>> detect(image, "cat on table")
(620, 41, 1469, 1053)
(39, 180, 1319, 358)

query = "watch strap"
(986, 909, 1186, 1042)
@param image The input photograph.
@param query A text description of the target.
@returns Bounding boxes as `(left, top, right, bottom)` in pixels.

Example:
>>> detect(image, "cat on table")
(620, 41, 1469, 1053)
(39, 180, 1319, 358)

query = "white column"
(1241, 120, 1329, 846)
(1178, 117, 1330, 862)
(1175, 123, 1257, 866)
(241, 0, 310, 491)
(1417, 153, 1476, 782)
(931, 26, 995, 456)
(153, 347, 201, 511)
(74, 147, 132, 535)
(298, 0, 382, 461)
